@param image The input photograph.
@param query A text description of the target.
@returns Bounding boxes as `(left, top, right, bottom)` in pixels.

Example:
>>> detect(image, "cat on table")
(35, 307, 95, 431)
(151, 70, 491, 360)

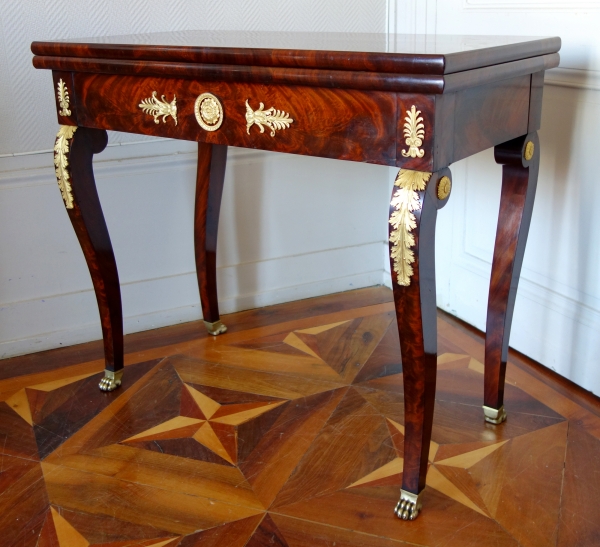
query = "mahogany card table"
(31, 31, 560, 520)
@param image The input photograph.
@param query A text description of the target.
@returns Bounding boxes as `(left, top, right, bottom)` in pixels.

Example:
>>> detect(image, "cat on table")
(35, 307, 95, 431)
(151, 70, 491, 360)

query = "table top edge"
(31, 34, 561, 76)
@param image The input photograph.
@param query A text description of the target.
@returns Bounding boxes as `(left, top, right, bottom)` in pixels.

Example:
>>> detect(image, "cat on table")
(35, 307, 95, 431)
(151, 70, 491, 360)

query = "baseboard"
(438, 252, 600, 395)
(0, 136, 393, 360)
(0, 265, 386, 360)
(545, 67, 600, 91)
(0, 139, 262, 186)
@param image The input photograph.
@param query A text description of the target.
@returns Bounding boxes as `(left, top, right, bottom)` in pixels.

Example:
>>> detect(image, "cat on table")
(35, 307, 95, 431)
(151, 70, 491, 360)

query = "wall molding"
(435, 149, 600, 394)
(0, 140, 389, 359)
(393, 0, 600, 395)
(0, 244, 387, 359)
(459, 151, 600, 330)
(390, 0, 436, 35)
(386, 0, 397, 40)
(0, 139, 266, 189)
(545, 67, 600, 90)
(437, 248, 600, 393)
(464, 0, 600, 10)
(449, 245, 600, 330)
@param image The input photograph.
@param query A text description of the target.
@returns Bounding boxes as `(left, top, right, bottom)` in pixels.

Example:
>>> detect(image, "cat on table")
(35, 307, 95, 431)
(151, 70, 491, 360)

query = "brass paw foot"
(394, 489, 423, 521)
(99, 369, 123, 392)
(483, 405, 507, 424)
(204, 320, 227, 336)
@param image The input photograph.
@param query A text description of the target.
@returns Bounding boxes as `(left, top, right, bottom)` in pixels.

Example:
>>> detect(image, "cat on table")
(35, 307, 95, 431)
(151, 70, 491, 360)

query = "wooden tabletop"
(32, 32, 560, 93)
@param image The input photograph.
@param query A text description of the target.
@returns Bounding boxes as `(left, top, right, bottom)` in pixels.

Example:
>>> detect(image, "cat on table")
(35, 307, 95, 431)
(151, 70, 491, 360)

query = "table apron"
(52, 71, 538, 170)
(65, 73, 399, 166)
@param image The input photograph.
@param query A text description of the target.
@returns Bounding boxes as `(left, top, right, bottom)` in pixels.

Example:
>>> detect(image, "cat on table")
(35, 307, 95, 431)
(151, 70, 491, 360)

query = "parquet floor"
(1, 287, 600, 547)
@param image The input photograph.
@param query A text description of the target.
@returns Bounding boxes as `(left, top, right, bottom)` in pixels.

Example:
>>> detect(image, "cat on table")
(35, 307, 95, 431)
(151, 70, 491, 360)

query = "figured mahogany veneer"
(32, 31, 561, 520)
(70, 74, 398, 165)
(32, 32, 560, 73)
(195, 142, 227, 325)
(50, 69, 547, 172)
(34, 52, 558, 93)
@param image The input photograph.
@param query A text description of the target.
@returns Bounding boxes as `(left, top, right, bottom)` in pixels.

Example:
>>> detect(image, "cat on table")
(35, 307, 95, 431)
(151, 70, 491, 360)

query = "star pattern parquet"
(1, 287, 599, 547)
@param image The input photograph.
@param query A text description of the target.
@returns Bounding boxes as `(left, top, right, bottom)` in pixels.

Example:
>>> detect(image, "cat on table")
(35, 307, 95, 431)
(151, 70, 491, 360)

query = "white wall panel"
(0, 0, 386, 155)
(0, 1, 390, 358)
(463, 0, 600, 8)
(0, 141, 391, 358)
(394, 0, 600, 394)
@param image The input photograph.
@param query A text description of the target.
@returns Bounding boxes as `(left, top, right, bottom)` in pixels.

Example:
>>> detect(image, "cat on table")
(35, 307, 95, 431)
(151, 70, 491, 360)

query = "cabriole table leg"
(388, 168, 452, 520)
(194, 143, 228, 336)
(53, 126, 123, 391)
(484, 133, 539, 423)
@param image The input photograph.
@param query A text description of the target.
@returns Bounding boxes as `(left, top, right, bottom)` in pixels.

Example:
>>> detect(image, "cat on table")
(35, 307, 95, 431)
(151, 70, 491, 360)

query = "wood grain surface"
(387, 172, 443, 494)
(72, 74, 398, 165)
(62, 127, 123, 375)
(51, 71, 547, 171)
(32, 53, 559, 94)
(485, 133, 540, 410)
(0, 287, 598, 546)
(194, 143, 227, 324)
(31, 33, 561, 75)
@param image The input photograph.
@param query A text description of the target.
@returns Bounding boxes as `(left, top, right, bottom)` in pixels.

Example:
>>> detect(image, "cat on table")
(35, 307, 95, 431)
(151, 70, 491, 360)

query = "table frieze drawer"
(72, 73, 397, 165)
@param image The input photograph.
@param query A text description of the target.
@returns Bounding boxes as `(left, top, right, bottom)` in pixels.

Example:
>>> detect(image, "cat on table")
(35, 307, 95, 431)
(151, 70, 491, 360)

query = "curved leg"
(484, 133, 539, 423)
(194, 143, 228, 335)
(388, 169, 452, 520)
(54, 126, 123, 391)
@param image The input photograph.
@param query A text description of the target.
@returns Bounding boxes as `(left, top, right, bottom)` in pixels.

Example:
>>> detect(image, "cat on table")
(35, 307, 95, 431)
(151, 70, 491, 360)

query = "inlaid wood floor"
(1, 287, 600, 547)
